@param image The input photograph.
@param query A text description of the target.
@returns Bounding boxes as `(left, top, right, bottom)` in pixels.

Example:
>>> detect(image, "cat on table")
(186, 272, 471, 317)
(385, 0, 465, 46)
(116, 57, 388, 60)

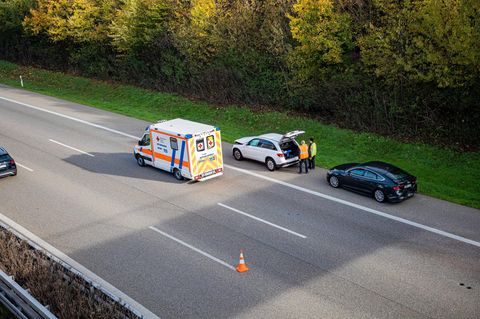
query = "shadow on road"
(64, 152, 186, 184)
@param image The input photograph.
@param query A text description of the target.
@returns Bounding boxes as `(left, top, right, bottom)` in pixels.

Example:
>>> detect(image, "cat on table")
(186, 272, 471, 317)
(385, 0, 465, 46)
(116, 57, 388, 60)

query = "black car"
(0, 147, 17, 178)
(326, 161, 417, 203)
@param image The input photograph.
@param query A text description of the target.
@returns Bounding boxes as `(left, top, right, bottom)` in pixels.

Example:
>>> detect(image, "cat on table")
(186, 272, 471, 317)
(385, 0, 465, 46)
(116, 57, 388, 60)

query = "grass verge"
(0, 60, 479, 209)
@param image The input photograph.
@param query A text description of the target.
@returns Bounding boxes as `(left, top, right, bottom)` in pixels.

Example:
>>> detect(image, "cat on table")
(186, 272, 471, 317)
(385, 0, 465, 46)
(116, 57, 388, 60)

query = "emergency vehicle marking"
(216, 130, 223, 166)
(170, 149, 177, 171)
(152, 152, 189, 168)
(189, 138, 198, 176)
(193, 130, 223, 176)
(141, 148, 153, 156)
(179, 140, 186, 170)
(207, 135, 214, 149)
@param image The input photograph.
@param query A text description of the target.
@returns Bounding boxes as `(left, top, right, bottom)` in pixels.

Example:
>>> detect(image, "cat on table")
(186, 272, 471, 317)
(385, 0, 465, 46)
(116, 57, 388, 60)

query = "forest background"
(0, 0, 479, 150)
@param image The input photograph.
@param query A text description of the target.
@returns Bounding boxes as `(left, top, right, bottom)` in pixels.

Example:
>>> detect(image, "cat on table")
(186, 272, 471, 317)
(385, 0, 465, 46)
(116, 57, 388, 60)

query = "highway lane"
(0, 85, 479, 318)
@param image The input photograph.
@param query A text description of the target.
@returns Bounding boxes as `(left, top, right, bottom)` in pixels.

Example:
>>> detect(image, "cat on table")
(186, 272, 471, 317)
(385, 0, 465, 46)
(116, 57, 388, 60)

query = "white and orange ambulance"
(134, 118, 223, 181)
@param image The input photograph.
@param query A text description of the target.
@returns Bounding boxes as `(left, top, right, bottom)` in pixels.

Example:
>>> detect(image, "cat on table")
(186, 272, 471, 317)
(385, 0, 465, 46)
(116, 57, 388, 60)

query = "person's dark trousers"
(299, 159, 308, 173)
(309, 156, 315, 169)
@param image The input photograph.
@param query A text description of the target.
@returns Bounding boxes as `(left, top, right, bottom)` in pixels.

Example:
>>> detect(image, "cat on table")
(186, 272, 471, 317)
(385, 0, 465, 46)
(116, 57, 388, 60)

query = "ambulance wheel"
(265, 157, 276, 171)
(173, 169, 184, 180)
(233, 148, 243, 161)
(136, 155, 146, 167)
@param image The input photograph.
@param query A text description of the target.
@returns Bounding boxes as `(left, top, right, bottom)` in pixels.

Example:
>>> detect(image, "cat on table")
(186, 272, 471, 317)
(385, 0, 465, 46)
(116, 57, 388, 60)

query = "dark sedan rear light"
(9, 160, 15, 165)
(393, 185, 404, 191)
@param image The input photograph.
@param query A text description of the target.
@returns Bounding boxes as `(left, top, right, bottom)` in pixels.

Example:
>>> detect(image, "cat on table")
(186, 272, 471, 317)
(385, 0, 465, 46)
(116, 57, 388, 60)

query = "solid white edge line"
(218, 203, 307, 239)
(0, 212, 160, 319)
(15, 163, 34, 172)
(48, 139, 94, 157)
(148, 226, 236, 271)
(0, 96, 139, 140)
(2, 94, 479, 248)
(224, 165, 480, 248)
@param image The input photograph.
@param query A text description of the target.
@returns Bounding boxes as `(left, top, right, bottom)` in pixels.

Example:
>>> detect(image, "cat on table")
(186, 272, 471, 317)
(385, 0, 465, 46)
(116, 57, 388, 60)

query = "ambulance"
(134, 119, 223, 181)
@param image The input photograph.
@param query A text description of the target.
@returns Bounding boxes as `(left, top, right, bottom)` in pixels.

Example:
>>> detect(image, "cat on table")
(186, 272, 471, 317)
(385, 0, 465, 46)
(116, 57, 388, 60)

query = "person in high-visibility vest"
(308, 137, 317, 170)
(299, 140, 309, 174)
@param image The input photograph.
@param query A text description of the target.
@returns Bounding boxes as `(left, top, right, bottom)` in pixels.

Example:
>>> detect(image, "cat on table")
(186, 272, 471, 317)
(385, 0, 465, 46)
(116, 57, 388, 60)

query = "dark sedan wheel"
(136, 156, 145, 167)
(233, 148, 243, 161)
(265, 157, 276, 171)
(329, 176, 340, 188)
(374, 189, 386, 203)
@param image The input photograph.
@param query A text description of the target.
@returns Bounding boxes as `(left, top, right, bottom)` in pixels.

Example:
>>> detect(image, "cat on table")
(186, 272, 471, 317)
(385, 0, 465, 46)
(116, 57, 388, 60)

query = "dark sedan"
(326, 161, 417, 203)
(0, 147, 17, 178)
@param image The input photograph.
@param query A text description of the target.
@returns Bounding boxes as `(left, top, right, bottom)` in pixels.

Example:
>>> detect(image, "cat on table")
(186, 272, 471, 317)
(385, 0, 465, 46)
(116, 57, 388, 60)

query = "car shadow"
(225, 156, 302, 175)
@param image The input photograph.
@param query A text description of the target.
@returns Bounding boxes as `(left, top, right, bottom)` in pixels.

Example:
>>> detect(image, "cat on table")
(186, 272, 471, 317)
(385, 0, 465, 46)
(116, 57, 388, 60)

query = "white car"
(232, 131, 305, 171)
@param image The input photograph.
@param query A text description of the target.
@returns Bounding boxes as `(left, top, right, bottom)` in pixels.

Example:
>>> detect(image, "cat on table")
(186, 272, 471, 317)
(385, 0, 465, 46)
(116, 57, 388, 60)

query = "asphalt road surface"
(0, 85, 479, 319)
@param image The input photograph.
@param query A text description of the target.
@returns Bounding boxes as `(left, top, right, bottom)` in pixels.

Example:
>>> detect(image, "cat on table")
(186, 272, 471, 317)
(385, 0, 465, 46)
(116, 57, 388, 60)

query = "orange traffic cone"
(236, 250, 249, 273)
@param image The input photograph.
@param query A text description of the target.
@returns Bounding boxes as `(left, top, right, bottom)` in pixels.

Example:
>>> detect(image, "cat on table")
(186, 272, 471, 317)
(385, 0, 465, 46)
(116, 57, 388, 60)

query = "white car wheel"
(233, 148, 243, 161)
(266, 158, 276, 171)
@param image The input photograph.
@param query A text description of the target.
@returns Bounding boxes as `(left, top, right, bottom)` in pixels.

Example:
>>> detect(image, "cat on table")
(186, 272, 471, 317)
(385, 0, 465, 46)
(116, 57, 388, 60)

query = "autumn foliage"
(1, 0, 478, 148)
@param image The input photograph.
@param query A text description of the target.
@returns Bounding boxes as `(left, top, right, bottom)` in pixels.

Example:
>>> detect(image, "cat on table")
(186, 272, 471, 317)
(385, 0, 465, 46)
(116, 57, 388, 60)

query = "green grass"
(1, 60, 479, 209)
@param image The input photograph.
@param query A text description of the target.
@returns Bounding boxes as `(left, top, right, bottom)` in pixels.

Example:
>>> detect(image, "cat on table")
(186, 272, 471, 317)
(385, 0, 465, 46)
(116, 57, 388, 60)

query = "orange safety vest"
(300, 144, 309, 159)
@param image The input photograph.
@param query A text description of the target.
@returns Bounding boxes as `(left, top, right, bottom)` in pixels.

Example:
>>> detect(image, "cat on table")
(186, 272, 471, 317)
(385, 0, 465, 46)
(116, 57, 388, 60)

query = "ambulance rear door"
(189, 128, 223, 179)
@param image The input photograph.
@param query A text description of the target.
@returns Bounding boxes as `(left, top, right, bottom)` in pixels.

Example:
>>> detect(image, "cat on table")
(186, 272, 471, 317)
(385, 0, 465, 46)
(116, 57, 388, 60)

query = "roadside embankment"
(0, 60, 478, 209)
(0, 224, 141, 319)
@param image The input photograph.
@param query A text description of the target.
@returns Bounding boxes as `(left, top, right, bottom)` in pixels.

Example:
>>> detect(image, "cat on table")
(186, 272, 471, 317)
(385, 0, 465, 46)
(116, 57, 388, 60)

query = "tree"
(358, 0, 480, 88)
(413, 0, 480, 87)
(23, 0, 116, 43)
(288, 0, 354, 82)
(109, 0, 175, 54)
(173, 0, 220, 66)
(0, 0, 35, 33)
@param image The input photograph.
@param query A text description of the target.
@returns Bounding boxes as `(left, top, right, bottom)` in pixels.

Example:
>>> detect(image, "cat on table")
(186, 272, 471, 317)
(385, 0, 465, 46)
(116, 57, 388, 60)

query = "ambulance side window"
(139, 134, 150, 146)
(170, 137, 178, 150)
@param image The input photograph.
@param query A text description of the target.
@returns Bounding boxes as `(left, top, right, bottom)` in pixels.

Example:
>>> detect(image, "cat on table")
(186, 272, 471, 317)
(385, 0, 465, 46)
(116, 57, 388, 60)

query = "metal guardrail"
(0, 219, 153, 319)
(0, 270, 57, 319)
